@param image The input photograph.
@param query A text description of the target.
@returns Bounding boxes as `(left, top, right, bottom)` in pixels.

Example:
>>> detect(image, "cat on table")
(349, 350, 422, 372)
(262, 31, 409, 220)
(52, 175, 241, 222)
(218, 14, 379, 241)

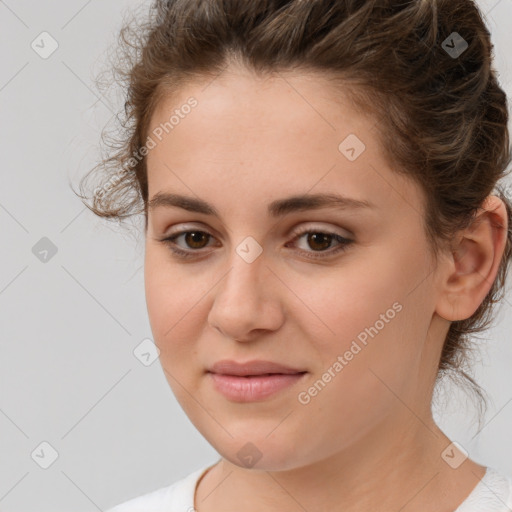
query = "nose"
(207, 252, 284, 342)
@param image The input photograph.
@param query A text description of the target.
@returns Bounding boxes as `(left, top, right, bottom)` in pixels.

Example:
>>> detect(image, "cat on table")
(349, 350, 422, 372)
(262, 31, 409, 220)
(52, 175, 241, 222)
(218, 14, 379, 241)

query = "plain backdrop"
(0, 1, 511, 510)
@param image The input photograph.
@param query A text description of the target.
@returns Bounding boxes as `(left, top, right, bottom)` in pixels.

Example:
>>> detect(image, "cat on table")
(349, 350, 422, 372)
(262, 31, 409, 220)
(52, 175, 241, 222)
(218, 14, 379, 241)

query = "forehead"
(145, 67, 424, 221)
(148, 67, 372, 156)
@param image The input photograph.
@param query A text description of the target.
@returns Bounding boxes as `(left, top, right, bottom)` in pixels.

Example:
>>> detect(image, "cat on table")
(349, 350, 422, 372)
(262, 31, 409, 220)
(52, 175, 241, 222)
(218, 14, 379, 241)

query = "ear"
(435, 195, 509, 322)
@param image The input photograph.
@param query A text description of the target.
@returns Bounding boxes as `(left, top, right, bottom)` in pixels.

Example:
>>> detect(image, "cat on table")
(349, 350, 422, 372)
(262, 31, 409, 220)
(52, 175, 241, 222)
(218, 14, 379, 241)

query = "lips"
(207, 359, 306, 377)
(206, 360, 308, 402)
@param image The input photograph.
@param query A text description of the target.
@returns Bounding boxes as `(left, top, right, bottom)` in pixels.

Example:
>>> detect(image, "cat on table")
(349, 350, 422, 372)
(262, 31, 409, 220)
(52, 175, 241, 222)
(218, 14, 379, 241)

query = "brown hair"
(75, 0, 512, 425)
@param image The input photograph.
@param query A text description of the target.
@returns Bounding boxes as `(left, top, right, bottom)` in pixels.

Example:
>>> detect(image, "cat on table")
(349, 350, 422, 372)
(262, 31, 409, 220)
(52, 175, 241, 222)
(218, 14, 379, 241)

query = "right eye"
(160, 230, 215, 259)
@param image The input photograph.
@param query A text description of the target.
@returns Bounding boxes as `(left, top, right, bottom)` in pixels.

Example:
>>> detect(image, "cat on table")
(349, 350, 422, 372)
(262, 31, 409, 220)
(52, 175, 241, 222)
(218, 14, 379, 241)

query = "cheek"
(144, 257, 207, 412)
(289, 259, 402, 347)
(144, 248, 203, 362)
(288, 270, 427, 449)
(290, 249, 429, 377)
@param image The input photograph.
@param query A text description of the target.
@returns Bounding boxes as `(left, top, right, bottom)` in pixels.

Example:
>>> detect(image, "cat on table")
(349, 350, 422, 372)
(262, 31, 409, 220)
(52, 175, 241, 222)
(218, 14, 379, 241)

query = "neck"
(194, 414, 486, 512)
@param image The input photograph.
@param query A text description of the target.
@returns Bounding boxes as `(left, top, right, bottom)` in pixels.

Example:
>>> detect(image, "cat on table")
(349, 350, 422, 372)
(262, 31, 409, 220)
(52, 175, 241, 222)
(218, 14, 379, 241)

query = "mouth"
(206, 371, 308, 402)
(207, 359, 307, 377)
(208, 371, 307, 377)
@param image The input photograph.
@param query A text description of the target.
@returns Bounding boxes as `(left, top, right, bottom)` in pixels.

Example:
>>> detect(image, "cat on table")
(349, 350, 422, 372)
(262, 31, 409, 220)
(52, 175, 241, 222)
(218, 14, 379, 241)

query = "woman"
(78, 0, 512, 510)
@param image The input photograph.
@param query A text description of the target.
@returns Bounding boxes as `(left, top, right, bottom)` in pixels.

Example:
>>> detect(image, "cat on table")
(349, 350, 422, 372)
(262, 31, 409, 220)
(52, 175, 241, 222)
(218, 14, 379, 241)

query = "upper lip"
(208, 359, 307, 376)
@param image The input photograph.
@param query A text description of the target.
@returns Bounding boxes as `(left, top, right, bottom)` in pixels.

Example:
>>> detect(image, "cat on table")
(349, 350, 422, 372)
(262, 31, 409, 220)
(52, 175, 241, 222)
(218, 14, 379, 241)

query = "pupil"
(308, 233, 331, 251)
(187, 232, 207, 248)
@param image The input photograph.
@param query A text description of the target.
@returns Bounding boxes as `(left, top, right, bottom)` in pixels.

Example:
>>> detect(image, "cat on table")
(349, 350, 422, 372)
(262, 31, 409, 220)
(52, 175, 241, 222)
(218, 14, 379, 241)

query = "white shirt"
(104, 460, 512, 512)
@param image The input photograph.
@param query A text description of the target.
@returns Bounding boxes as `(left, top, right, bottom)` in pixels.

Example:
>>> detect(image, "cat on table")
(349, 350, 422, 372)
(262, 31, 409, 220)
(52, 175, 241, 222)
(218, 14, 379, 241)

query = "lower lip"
(208, 372, 307, 402)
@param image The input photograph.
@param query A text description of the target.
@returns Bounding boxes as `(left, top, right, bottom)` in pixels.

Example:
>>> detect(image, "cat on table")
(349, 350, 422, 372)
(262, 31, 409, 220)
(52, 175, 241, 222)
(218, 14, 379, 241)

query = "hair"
(75, 0, 512, 428)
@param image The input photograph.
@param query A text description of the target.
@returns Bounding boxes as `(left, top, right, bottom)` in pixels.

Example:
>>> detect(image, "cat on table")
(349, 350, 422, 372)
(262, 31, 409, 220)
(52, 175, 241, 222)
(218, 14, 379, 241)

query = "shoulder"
(455, 466, 512, 512)
(490, 467, 512, 510)
(104, 462, 215, 512)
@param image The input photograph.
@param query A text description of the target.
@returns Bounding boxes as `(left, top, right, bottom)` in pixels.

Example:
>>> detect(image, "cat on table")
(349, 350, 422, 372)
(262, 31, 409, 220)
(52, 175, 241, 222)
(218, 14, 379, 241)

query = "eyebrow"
(147, 192, 376, 218)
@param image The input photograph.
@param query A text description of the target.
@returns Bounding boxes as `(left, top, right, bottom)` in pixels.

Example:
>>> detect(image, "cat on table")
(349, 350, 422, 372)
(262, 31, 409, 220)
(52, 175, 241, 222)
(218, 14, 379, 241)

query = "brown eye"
(160, 229, 216, 259)
(182, 231, 211, 249)
(287, 227, 354, 260)
(304, 232, 333, 252)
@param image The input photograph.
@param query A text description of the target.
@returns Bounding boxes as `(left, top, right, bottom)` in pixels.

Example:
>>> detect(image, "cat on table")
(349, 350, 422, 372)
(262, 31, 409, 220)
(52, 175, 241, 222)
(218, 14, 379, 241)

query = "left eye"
(160, 227, 354, 260)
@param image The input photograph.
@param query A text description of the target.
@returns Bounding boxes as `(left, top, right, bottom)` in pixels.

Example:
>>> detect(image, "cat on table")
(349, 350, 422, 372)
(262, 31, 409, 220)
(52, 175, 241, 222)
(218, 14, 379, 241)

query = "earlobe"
(435, 195, 508, 322)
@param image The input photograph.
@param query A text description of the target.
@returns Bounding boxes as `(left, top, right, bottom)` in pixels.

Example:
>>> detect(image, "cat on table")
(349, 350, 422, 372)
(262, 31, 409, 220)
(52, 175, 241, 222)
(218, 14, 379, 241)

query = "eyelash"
(159, 226, 354, 261)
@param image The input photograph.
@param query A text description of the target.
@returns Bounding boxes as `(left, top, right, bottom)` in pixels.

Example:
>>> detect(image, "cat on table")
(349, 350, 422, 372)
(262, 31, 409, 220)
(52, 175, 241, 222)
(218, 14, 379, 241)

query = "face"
(144, 64, 445, 471)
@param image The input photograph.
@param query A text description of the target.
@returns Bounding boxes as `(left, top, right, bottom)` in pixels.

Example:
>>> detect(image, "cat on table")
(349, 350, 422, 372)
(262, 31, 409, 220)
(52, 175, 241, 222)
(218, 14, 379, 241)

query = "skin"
(143, 62, 508, 512)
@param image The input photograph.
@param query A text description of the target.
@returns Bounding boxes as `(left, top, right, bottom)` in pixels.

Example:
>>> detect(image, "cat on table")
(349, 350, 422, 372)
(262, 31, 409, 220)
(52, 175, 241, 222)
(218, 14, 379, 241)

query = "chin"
(211, 436, 306, 472)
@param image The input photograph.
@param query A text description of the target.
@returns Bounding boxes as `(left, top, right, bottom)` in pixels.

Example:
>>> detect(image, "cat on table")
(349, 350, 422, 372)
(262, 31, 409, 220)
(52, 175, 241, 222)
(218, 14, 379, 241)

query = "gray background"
(0, 1, 511, 510)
